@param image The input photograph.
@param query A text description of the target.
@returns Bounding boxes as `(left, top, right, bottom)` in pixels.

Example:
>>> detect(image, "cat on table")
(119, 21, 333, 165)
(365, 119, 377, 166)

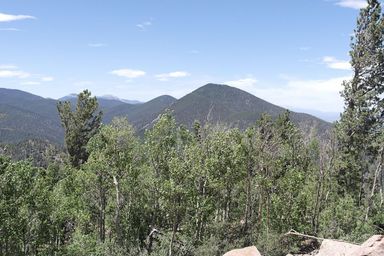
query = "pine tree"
(337, 0, 384, 206)
(57, 90, 102, 168)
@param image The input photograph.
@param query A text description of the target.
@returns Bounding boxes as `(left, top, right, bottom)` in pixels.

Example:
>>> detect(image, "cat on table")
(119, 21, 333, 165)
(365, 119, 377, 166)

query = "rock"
(311, 239, 360, 256)
(291, 235, 384, 256)
(349, 235, 384, 256)
(223, 246, 262, 256)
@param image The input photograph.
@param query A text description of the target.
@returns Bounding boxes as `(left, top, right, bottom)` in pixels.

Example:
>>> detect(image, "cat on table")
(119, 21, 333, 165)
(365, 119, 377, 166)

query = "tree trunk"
(168, 223, 177, 256)
(224, 187, 232, 221)
(113, 175, 123, 245)
(244, 158, 253, 231)
(98, 174, 106, 243)
(169, 196, 181, 256)
(99, 194, 106, 242)
(365, 148, 383, 220)
(195, 178, 206, 241)
(380, 167, 384, 207)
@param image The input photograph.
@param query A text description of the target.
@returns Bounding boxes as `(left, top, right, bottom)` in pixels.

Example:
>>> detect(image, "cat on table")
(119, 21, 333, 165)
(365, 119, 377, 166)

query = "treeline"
(1, 0, 384, 255)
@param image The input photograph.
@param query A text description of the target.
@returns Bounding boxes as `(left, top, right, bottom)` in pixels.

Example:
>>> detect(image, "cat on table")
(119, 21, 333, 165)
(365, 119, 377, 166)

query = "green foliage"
(0, 157, 57, 255)
(1, 139, 64, 168)
(0, 107, 380, 255)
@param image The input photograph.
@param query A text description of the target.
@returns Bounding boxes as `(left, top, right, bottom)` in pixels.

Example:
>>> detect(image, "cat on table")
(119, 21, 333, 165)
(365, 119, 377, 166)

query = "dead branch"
(284, 229, 359, 245)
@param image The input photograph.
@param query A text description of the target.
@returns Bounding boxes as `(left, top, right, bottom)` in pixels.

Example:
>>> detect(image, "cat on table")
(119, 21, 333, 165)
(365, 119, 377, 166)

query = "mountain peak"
(168, 83, 330, 135)
(151, 95, 177, 102)
(199, 83, 231, 90)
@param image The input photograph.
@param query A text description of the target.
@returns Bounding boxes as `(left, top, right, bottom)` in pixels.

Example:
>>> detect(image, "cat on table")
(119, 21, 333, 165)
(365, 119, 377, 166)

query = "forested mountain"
(0, 89, 176, 143)
(169, 83, 330, 135)
(0, 85, 329, 144)
(0, 88, 63, 144)
(103, 95, 177, 129)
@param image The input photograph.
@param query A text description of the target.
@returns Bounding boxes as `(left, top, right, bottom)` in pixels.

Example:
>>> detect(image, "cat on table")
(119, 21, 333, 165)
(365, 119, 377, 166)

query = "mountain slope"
(0, 89, 63, 144)
(1, 89, 170, 144)
(169, 83, 330, 134)
(104, 95, 177, 130)
(1, 88, 60, 120)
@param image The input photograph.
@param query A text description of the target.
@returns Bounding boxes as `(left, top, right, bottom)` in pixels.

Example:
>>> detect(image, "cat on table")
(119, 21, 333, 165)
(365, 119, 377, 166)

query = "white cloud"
(247, 76, 348, 113)
(0, 65, 53, 83)
(0, 13, 36, 22)
(20, 81, 41, 85)
(110, 69, 146, 78)
(323, 56, 351, 70)
(0, 28, 20, 31)
(335, 0, 367, 9)
(0, 64, 17, 69)
(41, 76, 54, 82)
(0, 70, 30, 78)
(136, 21, 152, 31)
(225, 78, 258, 90)
(88, 43, 106, 47)
(155, 71, 190, 81)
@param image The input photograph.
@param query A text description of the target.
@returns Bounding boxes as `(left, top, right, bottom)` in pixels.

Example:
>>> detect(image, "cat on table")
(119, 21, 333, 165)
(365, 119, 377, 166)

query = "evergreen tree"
(337, 0, 384, 204)
(57, 90, 102, 168)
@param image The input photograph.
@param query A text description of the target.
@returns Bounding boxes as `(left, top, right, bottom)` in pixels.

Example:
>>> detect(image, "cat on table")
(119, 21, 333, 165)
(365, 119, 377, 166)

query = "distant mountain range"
(0, 84, 331, 144)
(59, 94, 142, 105)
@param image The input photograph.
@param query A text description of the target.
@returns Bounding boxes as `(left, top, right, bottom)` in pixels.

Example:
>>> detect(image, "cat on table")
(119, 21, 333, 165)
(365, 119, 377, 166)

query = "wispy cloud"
(155, 71, 190, 81)
(0, 28, 21, 31)
(110, 69, 146, 78)
(20, 81, 41, 85)
(0, 64, 18, 69)
(323, 56, 351, 70)
(136, 21, 152, 31)
(225, 78, 258, 90)
(41, 76, 54, 82)
(88, 43, 106, 47)
(242, 76, 348, 112)
(0, 12, 36, 22)
(0, 67, 30, 78)
(0, 65, 55, 82)
(299, 46, 311, 51)
(335, 0, 367, 9)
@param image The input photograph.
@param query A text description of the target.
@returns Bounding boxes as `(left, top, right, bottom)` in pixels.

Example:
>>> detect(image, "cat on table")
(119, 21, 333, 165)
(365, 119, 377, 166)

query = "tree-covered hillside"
(169, 83, 330, 136)
(0, 85, 330, 144)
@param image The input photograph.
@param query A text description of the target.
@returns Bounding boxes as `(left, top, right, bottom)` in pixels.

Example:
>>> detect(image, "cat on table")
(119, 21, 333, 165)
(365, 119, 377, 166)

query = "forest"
(1, 0, 384, 255)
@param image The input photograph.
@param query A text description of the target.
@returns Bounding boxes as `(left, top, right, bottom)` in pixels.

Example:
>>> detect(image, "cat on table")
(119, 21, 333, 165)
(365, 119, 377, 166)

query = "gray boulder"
(223, 246, 262, 256)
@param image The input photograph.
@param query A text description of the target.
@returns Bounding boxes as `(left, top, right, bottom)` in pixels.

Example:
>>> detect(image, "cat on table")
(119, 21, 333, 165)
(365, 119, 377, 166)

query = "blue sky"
(0, 0, 370, 116)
